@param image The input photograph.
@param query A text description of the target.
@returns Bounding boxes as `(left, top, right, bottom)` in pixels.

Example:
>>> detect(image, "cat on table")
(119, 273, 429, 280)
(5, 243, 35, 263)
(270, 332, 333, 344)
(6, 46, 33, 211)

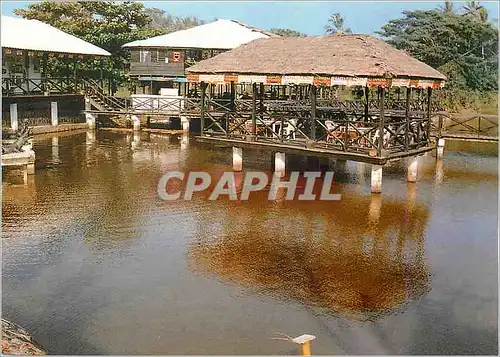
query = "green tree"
(324, 13, 352, 35)
(377, 9, 498, 91)
(15, 1, 164, 90)
(437, 0, 455, 13)
(462, 0, 488, 21)
(268, 28, 307, 37)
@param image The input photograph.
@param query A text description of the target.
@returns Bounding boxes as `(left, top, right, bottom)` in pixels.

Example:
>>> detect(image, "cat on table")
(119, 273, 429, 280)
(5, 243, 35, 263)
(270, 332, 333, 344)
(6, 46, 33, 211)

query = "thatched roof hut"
(186, 34, 446, 88)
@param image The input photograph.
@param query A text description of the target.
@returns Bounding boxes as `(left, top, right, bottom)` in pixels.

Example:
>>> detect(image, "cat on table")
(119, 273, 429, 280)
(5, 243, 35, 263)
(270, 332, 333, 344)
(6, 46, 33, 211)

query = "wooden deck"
(196, 136, 434, 165)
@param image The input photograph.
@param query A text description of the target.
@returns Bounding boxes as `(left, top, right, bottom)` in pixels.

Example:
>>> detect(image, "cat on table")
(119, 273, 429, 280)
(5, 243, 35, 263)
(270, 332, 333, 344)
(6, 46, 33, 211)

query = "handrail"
(81, 78, 128, 111)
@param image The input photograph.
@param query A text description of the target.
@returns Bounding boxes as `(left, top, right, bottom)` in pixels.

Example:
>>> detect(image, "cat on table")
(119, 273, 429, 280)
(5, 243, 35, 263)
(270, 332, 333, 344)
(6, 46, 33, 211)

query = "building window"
(140, 49, 152, 63)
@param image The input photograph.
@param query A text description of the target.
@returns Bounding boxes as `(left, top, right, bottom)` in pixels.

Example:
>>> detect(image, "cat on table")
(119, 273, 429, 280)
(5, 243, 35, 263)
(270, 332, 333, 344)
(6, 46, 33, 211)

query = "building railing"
(431, 112, 498, 140)
(2, 77, 84, 96)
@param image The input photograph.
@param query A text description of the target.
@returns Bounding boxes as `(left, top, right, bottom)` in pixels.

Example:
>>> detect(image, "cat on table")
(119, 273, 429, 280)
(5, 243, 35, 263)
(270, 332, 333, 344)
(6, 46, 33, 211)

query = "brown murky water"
(2, 130, 498, 355)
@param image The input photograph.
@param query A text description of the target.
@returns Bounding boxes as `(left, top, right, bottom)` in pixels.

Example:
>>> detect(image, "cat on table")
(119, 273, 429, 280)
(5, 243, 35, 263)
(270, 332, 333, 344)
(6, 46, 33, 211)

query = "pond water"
(2, 130, 498, 355)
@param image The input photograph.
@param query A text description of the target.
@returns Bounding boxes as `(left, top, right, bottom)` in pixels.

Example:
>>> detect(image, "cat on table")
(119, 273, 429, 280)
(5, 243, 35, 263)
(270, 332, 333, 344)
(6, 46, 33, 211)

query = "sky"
(1, 1, 499, 36)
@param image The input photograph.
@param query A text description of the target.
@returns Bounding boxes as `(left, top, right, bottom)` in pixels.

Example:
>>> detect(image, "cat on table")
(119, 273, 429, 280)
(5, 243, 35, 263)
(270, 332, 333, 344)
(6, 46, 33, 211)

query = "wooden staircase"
(83, 79, 129, 113)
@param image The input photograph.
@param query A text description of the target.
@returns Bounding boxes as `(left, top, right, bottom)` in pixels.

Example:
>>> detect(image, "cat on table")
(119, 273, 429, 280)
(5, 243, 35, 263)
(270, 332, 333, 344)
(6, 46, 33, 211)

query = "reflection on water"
(2, 130, 498, 355)
(188, 190, 430, 321)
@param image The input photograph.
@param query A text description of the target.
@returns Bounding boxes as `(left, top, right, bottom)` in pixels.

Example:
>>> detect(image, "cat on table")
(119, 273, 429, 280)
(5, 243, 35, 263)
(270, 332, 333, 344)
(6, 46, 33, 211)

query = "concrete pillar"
(131, 115, 140, 131)
(407, 156, 418, 182)
(232, 147, 242, 171)
(23, 167, 28, 185)
(274, 152, 286, 177)
(131, 131, 141, 149)
(437, 138, 445, 158)
(52, 136, 59, 162)
(86, 112, 96, 129)
(181, 133, 189, 151)
(10, 103, 18, 132)
(27, 163, 35, 175)
(51, 101, 58, 126)
(181, 116, 190, 132)
(371, 165, 382, 194)
(86, 130, 96, 144)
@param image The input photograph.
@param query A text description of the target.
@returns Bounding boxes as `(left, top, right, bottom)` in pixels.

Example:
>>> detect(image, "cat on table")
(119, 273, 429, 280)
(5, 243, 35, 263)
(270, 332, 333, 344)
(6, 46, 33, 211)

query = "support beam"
(251, 83, 257, 137)
(233, 147, 243, 171)
(51, 102, 58, 126)
(181, 116, 189, 132)
(259, 82, 264, 124)
(200, 82, 207, 136)
(371, 164, 382, 194)
(10, 103, 18, 132)
(437, 137, 445, 158)
(181, 132, 189, 151)
(377, 87, 385, 156)
(27, 163, 35, 175)
(131, 115, 140, 131)
(86, 112, 97, 129)
(274, 152, 286, 177)
(364, 86, 369, 121)
(310, 84, 316, 141)
(407, 156, 418, 182)
(426, 87, 432, 141)
(405, 87, 411, 151)
(230, 81, 236, 111)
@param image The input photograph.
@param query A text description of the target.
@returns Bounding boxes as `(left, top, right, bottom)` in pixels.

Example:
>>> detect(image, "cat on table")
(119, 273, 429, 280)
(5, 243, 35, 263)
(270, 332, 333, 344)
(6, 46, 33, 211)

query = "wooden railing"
(2, 77, 84, 96)
(201, 96, 431, 157)
(431, 112, 498, 141)
(82, 78, 129, 111)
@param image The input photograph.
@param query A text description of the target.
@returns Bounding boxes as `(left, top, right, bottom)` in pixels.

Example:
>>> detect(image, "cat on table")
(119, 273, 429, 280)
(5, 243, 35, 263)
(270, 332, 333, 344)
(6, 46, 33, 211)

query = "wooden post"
(200, 81, 206, 136)
(302, 342, 311, 356)
(252, 82, 257, 137)
(292, 334, 316, 356)
(405, 86, 411, 151)
(259, 82, 264, 124)
(310, 84, 316, 141)
(230, 81, 235, 112)
(364, 86, 369, 121)
(100, 66, 104, 89)
(426, 87, 432, 142)
(73, 60, 77, 92)
(378, 86, 385, 156)
(438, 113, 443, 137)
(416, 89, 421, 143)
(24, 51, 30, 94)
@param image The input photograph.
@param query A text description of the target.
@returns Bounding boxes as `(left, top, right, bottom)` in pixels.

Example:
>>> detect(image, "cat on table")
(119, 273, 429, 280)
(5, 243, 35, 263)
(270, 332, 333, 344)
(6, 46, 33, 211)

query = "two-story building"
(122, 19, 277, 95)
(1, 15, 110, 96)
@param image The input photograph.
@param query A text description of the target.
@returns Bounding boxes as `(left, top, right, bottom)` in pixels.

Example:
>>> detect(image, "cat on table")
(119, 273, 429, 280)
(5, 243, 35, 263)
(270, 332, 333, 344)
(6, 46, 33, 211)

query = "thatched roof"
(186, 34, 446, 85)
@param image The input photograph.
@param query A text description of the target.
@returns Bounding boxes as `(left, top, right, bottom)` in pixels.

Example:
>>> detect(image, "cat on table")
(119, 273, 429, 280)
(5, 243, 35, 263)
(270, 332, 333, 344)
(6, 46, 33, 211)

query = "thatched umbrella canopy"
(186, 35, 446, 88)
